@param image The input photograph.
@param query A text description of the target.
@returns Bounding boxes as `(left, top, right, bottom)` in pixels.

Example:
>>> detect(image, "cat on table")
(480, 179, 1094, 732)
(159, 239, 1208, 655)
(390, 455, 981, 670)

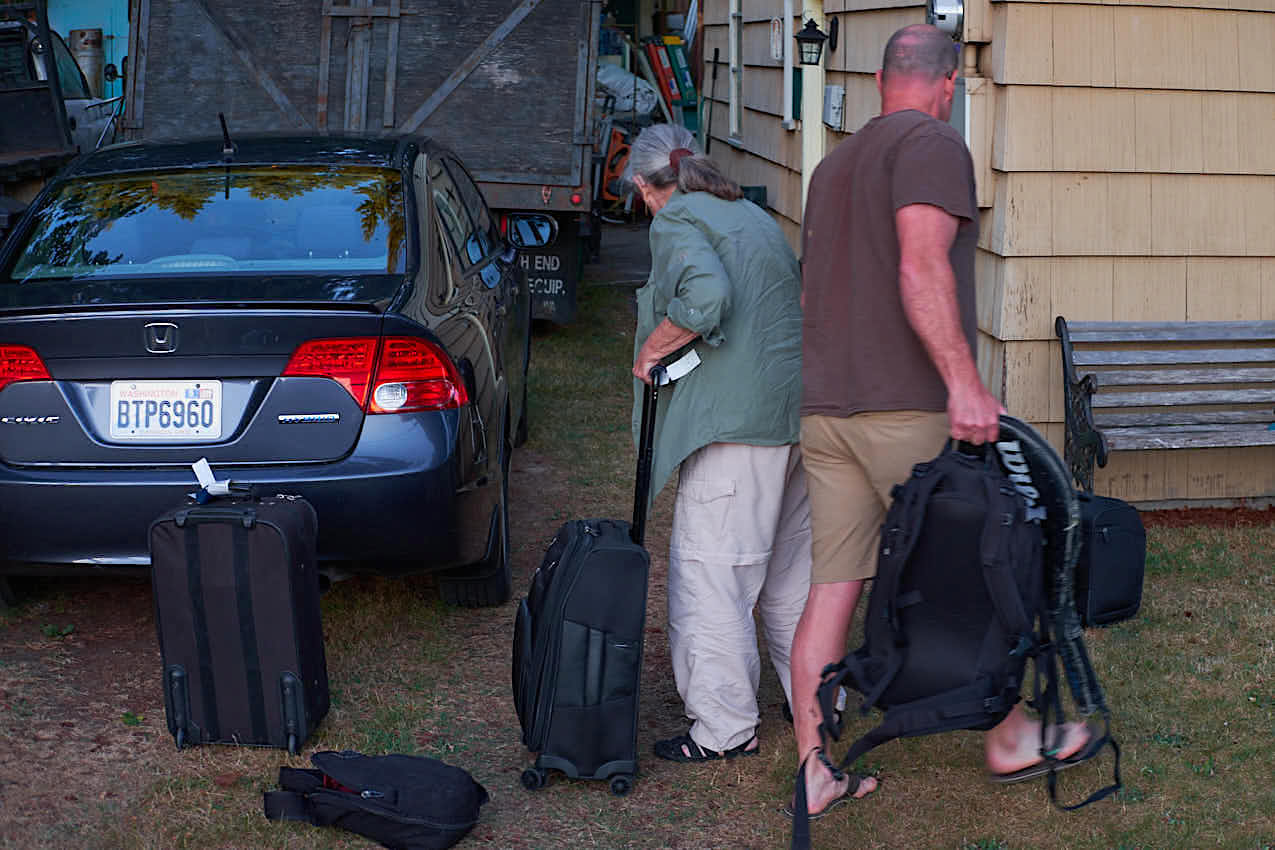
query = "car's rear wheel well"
(439, 403, 512, 608)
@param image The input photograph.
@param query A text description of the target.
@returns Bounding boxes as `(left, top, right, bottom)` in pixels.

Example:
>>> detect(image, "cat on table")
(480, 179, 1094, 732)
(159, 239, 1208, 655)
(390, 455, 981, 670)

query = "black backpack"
(263, 750, 489, 850)
(792, 417, 1121, 850)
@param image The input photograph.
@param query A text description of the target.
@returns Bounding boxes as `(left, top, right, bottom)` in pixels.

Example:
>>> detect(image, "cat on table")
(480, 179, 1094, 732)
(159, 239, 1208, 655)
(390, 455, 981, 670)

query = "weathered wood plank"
(382, 0, 401, 128)
(1066, 320, 1275, 342)
(1105, 427, 1275, 451)
(1074, 347, 1275, 366)
(1090, 367, 1275, 386)
(1101, 422, 1274, 438)
(317, 0, 333, 131)
(189, 0, 312, 130)
(400, 0, 547, 132)
(1094, 410, 1275, 428)
(1093, 388, 1275, 408)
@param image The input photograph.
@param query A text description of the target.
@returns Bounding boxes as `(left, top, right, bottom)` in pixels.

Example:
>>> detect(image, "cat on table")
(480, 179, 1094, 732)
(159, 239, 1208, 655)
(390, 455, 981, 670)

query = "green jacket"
(632, 191, 803, 501)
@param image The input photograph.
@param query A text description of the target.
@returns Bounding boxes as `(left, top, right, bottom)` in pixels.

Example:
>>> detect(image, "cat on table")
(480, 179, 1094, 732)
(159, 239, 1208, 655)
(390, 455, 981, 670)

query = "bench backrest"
(1059, 320, 1275, 432)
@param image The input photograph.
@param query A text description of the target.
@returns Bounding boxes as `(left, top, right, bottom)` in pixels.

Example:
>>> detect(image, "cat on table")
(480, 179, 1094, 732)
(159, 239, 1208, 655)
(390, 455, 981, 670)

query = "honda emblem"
(144, 322, 180, 354)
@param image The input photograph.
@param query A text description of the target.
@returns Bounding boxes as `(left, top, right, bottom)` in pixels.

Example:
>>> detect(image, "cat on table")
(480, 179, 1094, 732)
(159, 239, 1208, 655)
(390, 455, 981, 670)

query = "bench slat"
(1105, 426, 1275, 451)
(1089, 367, 1275, 386)
(1073, 347, 1275, 367)
(1066, 320, 1275, 343)
(1094, 410, 1274, 428)
(1092, 388, 1275, 408)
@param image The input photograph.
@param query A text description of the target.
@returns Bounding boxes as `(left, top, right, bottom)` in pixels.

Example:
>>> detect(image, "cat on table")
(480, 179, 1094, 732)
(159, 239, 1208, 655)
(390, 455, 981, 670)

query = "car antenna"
(219, 112, 236, 161)
(218, 112, 236, 198)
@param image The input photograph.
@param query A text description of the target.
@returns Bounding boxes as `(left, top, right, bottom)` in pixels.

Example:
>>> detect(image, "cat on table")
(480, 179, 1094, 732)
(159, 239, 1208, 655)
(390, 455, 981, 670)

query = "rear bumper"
(0, 412, 493, 571)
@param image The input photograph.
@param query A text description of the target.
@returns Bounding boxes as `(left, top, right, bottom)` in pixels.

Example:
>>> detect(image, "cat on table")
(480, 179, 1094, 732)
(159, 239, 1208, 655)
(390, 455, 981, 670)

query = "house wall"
(701, 3, 807, 247)
(702, 0, 1275, 504)
(981, 0, 1275, 502)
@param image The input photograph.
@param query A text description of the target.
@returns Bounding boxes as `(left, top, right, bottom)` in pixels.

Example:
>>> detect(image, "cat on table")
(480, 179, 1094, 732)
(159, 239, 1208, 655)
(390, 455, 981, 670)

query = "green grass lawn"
(2, 280, 1273, 849)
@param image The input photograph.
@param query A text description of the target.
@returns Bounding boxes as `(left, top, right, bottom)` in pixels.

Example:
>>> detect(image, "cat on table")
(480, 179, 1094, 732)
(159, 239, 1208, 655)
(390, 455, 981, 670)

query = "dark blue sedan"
(0, 135, 549, 606)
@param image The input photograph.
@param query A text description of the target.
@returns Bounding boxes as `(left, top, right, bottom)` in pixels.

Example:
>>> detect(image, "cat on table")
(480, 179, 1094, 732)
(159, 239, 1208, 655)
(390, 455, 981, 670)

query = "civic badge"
(144, 322, 179, 354)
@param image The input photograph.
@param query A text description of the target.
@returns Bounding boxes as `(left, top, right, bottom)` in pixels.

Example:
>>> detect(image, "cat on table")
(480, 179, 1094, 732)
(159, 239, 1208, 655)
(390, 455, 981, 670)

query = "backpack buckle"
(1008, 635, 1034, 658)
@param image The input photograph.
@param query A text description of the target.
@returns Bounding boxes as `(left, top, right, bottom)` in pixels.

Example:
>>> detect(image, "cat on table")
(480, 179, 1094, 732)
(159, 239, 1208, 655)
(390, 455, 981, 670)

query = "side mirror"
(505, 213, 557, 249)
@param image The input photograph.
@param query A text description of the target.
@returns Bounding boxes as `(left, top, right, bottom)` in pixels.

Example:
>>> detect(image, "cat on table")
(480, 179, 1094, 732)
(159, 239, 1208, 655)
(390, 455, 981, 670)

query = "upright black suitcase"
(512, 368, 663, 797)
(149, 495, 328, 754)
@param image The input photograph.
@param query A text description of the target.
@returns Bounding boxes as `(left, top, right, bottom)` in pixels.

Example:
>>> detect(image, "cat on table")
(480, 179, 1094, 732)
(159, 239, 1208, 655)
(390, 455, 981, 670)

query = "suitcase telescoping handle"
(630, 365, 666, 547)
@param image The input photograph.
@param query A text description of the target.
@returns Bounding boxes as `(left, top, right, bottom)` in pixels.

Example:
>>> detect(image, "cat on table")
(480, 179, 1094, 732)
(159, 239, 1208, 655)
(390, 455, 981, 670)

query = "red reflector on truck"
(0, 345, 52, 392)
(283, 337, 467, 414)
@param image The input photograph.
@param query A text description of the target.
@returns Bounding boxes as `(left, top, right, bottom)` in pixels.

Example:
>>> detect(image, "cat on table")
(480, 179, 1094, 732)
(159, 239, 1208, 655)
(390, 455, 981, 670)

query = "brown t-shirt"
(800, 109, 979, 417)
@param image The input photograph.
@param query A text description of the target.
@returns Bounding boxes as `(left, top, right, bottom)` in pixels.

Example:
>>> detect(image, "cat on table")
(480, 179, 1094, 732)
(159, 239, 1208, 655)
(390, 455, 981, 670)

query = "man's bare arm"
(896, 203, 1002, 444)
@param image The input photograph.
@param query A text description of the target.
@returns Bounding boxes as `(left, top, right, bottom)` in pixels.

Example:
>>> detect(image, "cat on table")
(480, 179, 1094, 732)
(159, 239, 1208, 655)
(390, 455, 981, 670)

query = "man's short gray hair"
(624, 123, 742, 202)
(881, 24, 958, 83)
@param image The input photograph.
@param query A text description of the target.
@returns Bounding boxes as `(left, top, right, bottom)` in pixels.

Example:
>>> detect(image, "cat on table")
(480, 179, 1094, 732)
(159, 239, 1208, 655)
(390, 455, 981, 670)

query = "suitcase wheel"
(520, 767, 547, 791)
(287, 733, 299, 756)
(609, 774, 633, 797)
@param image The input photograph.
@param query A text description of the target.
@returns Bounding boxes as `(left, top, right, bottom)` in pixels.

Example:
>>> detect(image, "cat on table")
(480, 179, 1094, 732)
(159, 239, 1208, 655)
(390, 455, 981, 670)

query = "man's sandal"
(780, 773, 872, 820)
(652, 732, 759, 763)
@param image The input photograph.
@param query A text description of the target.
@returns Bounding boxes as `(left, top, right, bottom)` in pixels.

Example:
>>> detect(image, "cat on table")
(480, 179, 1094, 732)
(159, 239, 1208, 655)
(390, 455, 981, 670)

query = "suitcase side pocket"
(513, 599, 536, 744)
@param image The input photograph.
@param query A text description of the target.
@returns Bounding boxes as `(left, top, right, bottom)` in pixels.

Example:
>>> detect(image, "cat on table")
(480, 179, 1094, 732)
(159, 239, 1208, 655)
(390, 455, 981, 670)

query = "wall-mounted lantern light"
(795, 19, 837, 66)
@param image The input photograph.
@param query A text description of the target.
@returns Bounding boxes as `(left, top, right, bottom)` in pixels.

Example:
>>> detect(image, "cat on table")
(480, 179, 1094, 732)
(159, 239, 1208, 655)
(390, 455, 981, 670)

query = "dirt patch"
(0, 576, 168, 844)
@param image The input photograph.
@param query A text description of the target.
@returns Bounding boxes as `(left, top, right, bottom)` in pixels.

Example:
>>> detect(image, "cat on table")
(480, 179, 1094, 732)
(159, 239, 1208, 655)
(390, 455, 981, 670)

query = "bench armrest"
(1055, 316, 1109, 493)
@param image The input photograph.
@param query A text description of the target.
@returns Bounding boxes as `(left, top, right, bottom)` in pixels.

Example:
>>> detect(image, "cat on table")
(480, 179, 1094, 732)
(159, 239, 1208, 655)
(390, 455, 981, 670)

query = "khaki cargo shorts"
(800, 410, 949, 584)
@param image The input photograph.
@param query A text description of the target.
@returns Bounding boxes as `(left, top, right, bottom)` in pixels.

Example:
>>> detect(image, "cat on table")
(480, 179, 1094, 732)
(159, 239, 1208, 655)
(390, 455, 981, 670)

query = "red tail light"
(0, 345, 51, 392)
(282, 338, 379, 407)
(283, 336, 467, 414)
(368, 337, 468, 413)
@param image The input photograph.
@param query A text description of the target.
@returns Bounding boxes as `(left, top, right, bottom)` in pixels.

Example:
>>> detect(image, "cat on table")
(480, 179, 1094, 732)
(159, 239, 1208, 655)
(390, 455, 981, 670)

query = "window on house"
(728, 0, 743, 140)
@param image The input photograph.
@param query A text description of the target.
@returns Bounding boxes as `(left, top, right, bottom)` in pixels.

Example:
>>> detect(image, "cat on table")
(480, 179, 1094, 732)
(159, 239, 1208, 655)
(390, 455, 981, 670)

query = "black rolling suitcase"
(149, 495, 328, 754)
(512, 368, 663, 797)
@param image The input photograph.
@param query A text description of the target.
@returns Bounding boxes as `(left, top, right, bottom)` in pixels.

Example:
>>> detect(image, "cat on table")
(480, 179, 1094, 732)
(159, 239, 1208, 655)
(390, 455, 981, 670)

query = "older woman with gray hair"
(628, 123, 809, 764)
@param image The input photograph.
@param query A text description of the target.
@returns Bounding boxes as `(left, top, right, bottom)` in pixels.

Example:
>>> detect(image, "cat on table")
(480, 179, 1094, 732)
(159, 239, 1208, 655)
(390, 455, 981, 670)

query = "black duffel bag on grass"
(1074, 492, 1146, 627)
(263, 750, 488, 850)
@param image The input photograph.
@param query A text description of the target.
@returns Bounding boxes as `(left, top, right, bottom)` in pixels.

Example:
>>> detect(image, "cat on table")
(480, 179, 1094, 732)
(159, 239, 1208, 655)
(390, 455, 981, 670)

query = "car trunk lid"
(0, 306, 384, 467)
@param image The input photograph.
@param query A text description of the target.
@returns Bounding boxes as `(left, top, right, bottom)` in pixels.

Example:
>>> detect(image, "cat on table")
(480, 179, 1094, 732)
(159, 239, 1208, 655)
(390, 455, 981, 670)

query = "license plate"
(109, 380, 222, 441)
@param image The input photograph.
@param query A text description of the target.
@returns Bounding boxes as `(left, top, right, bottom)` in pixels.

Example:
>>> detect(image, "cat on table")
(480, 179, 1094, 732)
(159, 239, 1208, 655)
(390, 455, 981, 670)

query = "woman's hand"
(633, 318, 700, 384)
(633, 348, 663, 385)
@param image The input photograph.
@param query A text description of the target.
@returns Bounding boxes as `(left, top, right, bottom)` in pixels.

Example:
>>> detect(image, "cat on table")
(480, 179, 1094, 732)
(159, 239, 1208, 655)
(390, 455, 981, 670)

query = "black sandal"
(652, 732, 759, 763)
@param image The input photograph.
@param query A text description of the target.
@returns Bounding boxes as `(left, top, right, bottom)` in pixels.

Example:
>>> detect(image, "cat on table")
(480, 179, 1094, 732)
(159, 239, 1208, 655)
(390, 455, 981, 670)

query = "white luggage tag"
(658, 348, 701, 385)
(190, 457, 241, 502)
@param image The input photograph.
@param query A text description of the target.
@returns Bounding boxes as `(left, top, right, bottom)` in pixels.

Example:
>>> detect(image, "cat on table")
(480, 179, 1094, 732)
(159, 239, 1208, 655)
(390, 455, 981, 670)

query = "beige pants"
(667, 442, 812, 752)
(801, 411, 949, 583)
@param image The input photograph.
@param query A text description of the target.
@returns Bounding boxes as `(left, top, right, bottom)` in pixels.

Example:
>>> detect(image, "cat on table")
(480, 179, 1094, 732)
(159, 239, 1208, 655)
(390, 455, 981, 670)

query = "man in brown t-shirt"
(787, 24, 1092, 816)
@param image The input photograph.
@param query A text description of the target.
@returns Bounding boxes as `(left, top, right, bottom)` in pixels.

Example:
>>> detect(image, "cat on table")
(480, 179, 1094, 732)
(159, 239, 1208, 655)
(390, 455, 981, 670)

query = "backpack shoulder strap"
(263, 767, 325, 825)
(977, 474, 1036, 642)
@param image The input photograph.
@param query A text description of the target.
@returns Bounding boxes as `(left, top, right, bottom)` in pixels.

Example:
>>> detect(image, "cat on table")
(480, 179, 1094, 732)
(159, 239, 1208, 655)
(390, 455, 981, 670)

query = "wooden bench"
(1054, 317, 1275, 493)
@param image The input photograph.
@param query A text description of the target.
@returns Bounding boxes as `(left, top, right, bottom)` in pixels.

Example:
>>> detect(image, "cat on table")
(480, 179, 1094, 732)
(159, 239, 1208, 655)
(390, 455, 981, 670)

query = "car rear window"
(3, 166, 407, 306)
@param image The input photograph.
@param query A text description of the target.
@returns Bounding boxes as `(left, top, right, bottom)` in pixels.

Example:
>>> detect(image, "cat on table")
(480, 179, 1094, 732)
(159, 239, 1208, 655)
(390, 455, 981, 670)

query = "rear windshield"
(3, 166, 407, 307)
